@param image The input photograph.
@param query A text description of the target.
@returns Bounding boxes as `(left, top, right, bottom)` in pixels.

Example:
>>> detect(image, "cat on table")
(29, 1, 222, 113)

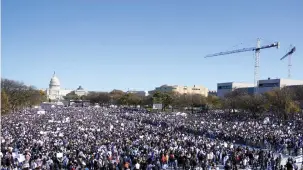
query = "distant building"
(217, 78, 303, 98)
(74, 86, 88, 96)
(286, 84, 303, 90)
(46, 72, 73, 101)
(87, 91, 108, 93)
(217, 82, 254, 98)
(45, 72, 88, 101)
(148, 90, 156, 96)
(127, 90, 148, 97)
(258, 78, 303, 94)
(208, 90, 217, 96)
(234, 87, 255, 95)
(150, 84, 208, 97)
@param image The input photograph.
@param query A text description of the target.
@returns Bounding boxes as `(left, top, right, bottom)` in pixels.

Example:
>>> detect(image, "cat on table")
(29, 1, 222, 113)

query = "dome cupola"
(49, 72, 60, 88)
(77, 85, 84, 90)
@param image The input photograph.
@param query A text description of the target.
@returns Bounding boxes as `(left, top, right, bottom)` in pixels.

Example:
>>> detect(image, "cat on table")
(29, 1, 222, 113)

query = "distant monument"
(45, 72, 89, 101)
(45, 72, 72, 101)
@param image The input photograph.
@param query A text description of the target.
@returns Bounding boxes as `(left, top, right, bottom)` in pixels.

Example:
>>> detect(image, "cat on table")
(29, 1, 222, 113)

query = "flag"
(151, 151, 155, 161)
(111, 144, 114, 152)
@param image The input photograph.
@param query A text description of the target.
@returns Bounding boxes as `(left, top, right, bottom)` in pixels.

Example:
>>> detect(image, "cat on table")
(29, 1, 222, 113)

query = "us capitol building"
(45, 72, 88, 101)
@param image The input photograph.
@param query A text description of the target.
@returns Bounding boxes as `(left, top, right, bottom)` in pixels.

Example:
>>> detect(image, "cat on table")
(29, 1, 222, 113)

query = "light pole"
(191, 94, 194, 114)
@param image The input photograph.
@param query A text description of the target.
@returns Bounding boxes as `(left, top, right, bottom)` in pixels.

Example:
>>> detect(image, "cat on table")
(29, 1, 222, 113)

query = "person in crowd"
(1, 106, 302, 169)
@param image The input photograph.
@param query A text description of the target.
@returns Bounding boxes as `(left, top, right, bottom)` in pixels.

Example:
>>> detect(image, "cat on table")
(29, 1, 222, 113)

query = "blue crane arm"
(280, 47, 296, 60)
(205, 42, 279, 58)
(205, 47, 255, 58)
(257, 42, 280, 50)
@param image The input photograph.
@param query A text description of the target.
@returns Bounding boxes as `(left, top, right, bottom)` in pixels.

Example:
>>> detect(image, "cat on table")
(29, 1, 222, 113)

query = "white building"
(46, 72, 73, 101)
(217, 78, 303, 98)
(150, 84, 209, 97)
(258, 78, 303, 94)
(45, 72, 88, 101)
(74, 86, 88, 96)
(217, 82, 254, 98)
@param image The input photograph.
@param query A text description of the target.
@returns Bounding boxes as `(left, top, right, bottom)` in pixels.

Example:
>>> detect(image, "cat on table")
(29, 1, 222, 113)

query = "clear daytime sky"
(2, 0, 303, 92)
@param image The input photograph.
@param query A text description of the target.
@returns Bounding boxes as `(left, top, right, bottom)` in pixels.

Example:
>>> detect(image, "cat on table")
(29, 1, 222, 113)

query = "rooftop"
(76, 85, 84, 90)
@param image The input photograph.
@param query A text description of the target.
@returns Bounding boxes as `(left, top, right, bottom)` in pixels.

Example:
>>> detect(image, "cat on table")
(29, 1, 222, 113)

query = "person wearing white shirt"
(135, 162, 140, 170)
(243, 157, 247, 168)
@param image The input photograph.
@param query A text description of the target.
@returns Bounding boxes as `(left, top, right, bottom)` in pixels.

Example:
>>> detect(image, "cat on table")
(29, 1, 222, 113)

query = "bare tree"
(142, 96, 153, 107)
(264, 87, 300, 120)
(206, 95, 222, 110)
(86, 92, 111, 106)
(239, 94, 265, 118)
(64, 91, 80, 101)
(1, 90, 10, 114)
(109, 90, 125, 105)
(1, 78, 47, 112)
(223, 90, 244, 114)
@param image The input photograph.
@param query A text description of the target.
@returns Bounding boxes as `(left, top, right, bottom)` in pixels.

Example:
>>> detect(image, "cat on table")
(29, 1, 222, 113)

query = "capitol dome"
(76, 85, 84, 90)
(49, 72, 60, 88)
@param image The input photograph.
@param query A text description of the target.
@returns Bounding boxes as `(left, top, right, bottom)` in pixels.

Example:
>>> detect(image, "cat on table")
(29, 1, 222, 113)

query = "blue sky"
(2, 0, 303, 92)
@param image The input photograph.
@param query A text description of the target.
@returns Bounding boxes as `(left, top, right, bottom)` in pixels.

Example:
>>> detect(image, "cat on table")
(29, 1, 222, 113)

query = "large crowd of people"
(1, 106, 302, 170)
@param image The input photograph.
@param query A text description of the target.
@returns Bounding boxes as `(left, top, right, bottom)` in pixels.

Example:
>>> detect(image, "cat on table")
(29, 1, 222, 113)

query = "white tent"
(175, 112, 187, 117)
(56, 102, 64, 106)
(263, 117, 270, 124)
(37, 110, 46, 115)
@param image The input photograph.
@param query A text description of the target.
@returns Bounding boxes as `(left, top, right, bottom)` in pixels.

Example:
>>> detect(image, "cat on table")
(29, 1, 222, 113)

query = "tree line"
(2, 78, 303, 120)
(65, 90, 223, 112)
(222, 86, 303, 120)
(70, 86, 303, 120)
(64, 90, 152, 107)
(1, 79, 47, 114)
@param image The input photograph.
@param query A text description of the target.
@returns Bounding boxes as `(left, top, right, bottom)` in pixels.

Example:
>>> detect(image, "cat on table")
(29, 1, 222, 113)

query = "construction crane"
(205, 38, 280, 94)
(280, 45, 296, 78)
